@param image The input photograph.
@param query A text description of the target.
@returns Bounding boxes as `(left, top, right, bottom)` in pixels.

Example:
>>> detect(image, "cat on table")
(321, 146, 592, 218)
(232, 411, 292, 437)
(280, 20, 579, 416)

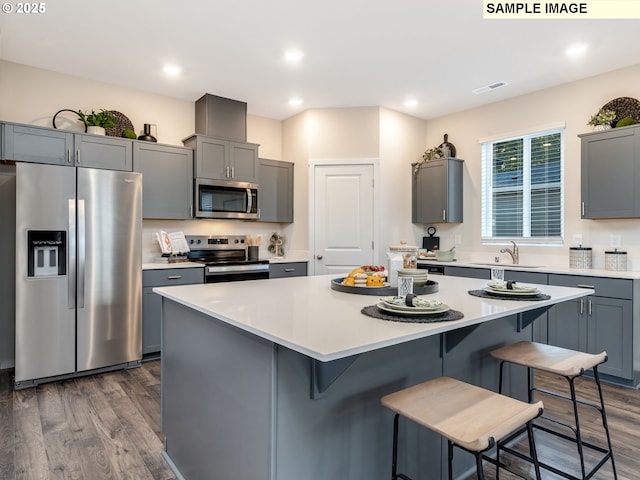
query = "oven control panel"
(186, 235, 247, 249)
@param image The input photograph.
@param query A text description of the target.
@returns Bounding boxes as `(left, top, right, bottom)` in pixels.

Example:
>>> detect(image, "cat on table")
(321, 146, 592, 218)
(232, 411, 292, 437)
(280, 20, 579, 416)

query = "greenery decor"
(121, 129, 137, 139)
(587, 108, 616, 127)
(413, 147, 443, 173)
(615, 117, 638, 128)
(77, 109, 117, 129)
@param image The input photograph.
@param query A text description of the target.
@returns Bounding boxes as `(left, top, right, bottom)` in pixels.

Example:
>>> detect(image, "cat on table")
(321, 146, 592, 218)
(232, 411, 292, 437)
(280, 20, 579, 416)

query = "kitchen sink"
(468, 262, 543, 269)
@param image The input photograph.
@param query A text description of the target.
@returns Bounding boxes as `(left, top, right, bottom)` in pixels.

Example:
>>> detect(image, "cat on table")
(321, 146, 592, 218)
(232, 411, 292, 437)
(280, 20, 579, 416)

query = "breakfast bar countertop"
(154, 273, 592, 362)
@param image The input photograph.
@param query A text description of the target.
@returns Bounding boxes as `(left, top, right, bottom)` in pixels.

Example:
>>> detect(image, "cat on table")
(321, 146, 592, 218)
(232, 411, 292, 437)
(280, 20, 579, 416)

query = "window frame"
(480, 124, 565, 246)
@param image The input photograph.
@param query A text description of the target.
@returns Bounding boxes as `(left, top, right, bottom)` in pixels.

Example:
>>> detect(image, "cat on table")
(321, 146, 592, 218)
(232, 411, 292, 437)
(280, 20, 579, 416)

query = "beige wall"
(425, 63, 640, 268)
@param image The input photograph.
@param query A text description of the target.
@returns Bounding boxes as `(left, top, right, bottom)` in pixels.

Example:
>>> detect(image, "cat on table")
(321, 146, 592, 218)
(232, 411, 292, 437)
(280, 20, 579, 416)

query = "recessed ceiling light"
(288, 97, 303, 106)
(404, 99, 418, 108)
(565, 43, 588, 57)
(162, 64, 182, 77)
(284, 49, 304, 63)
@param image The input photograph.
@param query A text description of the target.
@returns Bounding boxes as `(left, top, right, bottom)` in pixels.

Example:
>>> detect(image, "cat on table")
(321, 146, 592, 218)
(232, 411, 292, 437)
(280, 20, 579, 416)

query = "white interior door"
(311, 162, 376, 275)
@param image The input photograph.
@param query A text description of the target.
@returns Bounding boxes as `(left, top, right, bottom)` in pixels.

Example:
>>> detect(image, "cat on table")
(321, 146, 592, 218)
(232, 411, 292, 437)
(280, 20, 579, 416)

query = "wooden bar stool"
(490, 341, 617, 480)
(381, 376, 543, 480)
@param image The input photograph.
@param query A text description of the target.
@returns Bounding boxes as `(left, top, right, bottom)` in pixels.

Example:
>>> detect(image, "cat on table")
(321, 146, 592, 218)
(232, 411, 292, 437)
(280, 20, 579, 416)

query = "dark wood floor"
(0, 362, 638, 479)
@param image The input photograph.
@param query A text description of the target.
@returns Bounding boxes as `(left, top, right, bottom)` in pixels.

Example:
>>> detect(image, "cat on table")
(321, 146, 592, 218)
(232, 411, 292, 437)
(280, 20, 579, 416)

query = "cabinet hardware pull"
(588, 299, 592, 316)
(577, 284, 595, 289)
(226, 166, 230, 178)
(581, 201, 585, 216)
(76, 149, 80, 164)
(231, 167, 235, 178)
(67, 149, 72, 164)
(442, 209, 446, 221)
(580, 298, 584, 315)
(284, 268, 295, 272)
(167, 275, 183, 280)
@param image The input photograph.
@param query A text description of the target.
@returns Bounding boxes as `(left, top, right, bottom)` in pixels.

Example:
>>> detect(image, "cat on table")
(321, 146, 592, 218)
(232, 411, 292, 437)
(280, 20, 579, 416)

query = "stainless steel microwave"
(195, 178, 259, 219)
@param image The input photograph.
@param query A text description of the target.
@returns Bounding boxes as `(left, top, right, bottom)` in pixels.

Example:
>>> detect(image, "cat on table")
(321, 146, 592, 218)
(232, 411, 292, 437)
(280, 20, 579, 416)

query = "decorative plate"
(601, 97, 640, 124)
(376, 302, 450, 317)
(105, 110, 135, 138)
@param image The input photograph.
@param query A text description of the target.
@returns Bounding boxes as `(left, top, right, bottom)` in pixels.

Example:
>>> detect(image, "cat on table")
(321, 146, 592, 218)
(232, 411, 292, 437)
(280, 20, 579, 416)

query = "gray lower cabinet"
(412, 157, 464, 224)
(183, 134, 259, 183)
(258, 158, 294, 223)
(505, 270, 549, 343)
(142, 267, 204, 355)
(2, 122, 133, 171)
(133, 142, 193, 219)
(580, 124, 640, 218)
(444, 265, 489, 279)
(269, 262, 308, 279)
(547, 274, 635, 383)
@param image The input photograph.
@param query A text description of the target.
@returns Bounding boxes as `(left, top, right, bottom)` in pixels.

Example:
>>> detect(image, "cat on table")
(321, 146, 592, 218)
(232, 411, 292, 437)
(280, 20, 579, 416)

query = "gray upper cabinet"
(258, 158, 294, 223)
(1, 122, 133, 171)
(133, 142, 194, 219)
(580, 124, 640, 219)
(183, 134, 259, 183)
(412, 157, 463, 223)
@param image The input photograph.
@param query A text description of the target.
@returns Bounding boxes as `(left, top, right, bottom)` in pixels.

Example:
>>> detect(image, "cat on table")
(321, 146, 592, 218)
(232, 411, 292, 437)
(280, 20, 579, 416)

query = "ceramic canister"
(605, 249, 627, 271)
(569, 246, 592, 269)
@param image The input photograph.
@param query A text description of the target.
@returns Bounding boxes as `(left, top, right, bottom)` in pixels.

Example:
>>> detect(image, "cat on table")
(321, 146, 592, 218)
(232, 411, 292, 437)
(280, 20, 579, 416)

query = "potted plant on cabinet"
(587, 108, 616, 131)
(77, 109, 117, 135)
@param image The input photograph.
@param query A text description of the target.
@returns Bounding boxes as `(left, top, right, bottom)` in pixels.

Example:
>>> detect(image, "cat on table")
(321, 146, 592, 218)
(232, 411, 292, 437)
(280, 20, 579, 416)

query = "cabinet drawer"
(548, 274, 632, 299)
(143, 267, 204, 287)
(270, 262, 308, 279)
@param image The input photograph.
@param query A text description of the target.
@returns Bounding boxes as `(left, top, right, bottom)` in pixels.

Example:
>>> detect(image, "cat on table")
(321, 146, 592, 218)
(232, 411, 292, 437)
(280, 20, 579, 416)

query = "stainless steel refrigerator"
(15, 162, 142, 387)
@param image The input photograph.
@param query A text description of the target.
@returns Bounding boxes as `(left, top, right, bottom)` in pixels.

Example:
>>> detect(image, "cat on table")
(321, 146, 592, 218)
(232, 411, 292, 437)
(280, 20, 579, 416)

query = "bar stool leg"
(593, 367, 618, 479)
(447, 440, 454, 480)
(392, 413, 400, 480)
(474, 451, 486, 480)
(568, 377, 588, 479)
(527, 420, 542, 480)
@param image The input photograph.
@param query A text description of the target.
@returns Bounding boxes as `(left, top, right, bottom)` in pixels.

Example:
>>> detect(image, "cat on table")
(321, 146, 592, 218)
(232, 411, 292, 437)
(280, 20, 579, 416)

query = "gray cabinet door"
(76, 134, 133, 171)
(412, 158, 463, 223)
(581, 125, 640, 218)
(587, 296, 632, 379)
(142, 267, 204, 354)
(444, 265, 490, 279)
(258, 158, 294, 223)
(2, 123, 74, 165)
(133, 142, 193, 219)
(190, 136, 229, 179)
(230, 142, 259, 182)
(547, 298, 587, 352)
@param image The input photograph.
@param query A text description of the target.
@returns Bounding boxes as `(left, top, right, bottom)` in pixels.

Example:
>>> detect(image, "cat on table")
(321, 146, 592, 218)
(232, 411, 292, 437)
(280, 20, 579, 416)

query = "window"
(481, 127, 564, 244)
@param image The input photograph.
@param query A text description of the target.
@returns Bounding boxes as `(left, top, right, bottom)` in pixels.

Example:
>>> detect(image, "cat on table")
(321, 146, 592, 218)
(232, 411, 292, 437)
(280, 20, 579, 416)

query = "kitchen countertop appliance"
(186, 235, 269, 282)
(15, 162, 142, 388)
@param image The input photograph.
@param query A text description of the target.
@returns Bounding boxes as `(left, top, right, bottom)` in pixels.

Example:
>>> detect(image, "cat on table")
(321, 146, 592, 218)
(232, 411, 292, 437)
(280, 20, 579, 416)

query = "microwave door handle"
(246, 188, 252, 213)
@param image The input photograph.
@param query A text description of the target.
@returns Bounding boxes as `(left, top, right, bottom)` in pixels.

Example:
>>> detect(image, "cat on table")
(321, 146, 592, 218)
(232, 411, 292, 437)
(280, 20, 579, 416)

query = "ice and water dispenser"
(27, 230, 66, 277)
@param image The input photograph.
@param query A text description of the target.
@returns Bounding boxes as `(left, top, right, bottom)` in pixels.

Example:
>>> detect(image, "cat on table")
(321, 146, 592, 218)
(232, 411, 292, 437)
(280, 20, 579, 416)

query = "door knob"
(316, 254, 323, 260)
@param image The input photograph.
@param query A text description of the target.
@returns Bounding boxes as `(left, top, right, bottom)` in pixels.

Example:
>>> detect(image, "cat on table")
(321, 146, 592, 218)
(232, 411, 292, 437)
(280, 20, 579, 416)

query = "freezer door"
(15, 163, 76, 382)
(76, 168, 142, 371)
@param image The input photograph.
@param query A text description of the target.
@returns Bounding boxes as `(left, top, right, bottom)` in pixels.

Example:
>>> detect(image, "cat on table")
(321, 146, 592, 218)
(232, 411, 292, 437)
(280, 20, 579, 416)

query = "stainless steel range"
(186, 235, 269, 283)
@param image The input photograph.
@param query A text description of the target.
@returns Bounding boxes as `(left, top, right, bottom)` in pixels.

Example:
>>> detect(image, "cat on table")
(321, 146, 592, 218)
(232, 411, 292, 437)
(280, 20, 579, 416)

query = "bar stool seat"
(381, 376, 543, 480)
(490, 341, 617, 480)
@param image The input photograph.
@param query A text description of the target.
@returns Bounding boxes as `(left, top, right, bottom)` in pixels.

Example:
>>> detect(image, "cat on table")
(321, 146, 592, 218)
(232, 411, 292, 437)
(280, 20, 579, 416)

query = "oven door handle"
(207, 264, 269, 275)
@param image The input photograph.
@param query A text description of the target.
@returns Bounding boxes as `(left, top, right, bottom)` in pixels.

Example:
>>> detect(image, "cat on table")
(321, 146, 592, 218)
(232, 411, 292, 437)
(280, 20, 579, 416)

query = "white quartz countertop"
(417, 259, 640, 280)
(154, 274, 592, 362)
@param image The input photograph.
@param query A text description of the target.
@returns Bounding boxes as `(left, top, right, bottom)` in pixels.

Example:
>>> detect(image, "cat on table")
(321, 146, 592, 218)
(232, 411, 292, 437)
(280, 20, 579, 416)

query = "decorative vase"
(87, 126, 106, 135)
(593, 124, 612, 131)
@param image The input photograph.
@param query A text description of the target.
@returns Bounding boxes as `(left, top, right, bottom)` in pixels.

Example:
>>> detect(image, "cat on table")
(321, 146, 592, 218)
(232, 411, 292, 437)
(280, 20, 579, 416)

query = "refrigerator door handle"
(77, 199, 86, 308)
(68, 199, 76, 309)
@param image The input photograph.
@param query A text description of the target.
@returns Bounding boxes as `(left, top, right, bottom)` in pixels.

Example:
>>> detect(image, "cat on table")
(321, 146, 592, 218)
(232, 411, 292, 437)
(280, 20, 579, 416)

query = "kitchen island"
(155, 274, 592, 480)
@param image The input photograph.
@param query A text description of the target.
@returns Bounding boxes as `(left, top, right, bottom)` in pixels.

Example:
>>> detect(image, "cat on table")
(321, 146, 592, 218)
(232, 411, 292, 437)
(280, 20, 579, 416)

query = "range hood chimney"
(195, 93, 247, 142)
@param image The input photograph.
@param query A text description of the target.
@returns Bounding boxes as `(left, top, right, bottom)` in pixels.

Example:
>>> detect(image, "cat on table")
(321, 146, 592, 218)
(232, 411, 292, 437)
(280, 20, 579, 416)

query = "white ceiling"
(1, 1, 639, 120)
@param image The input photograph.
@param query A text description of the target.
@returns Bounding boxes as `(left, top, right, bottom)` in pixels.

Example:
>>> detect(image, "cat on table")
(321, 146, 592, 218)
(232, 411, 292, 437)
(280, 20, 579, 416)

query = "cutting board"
(422, 227, 440, 251)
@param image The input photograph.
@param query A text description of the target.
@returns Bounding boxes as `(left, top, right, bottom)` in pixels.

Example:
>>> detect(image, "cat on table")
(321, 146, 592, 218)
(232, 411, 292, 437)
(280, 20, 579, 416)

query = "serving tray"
(331, 278, 439, 296)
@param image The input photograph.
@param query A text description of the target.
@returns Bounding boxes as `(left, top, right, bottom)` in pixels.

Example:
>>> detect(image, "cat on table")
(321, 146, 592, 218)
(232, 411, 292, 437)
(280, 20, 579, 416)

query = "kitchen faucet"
(500, 241, 519, 264)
